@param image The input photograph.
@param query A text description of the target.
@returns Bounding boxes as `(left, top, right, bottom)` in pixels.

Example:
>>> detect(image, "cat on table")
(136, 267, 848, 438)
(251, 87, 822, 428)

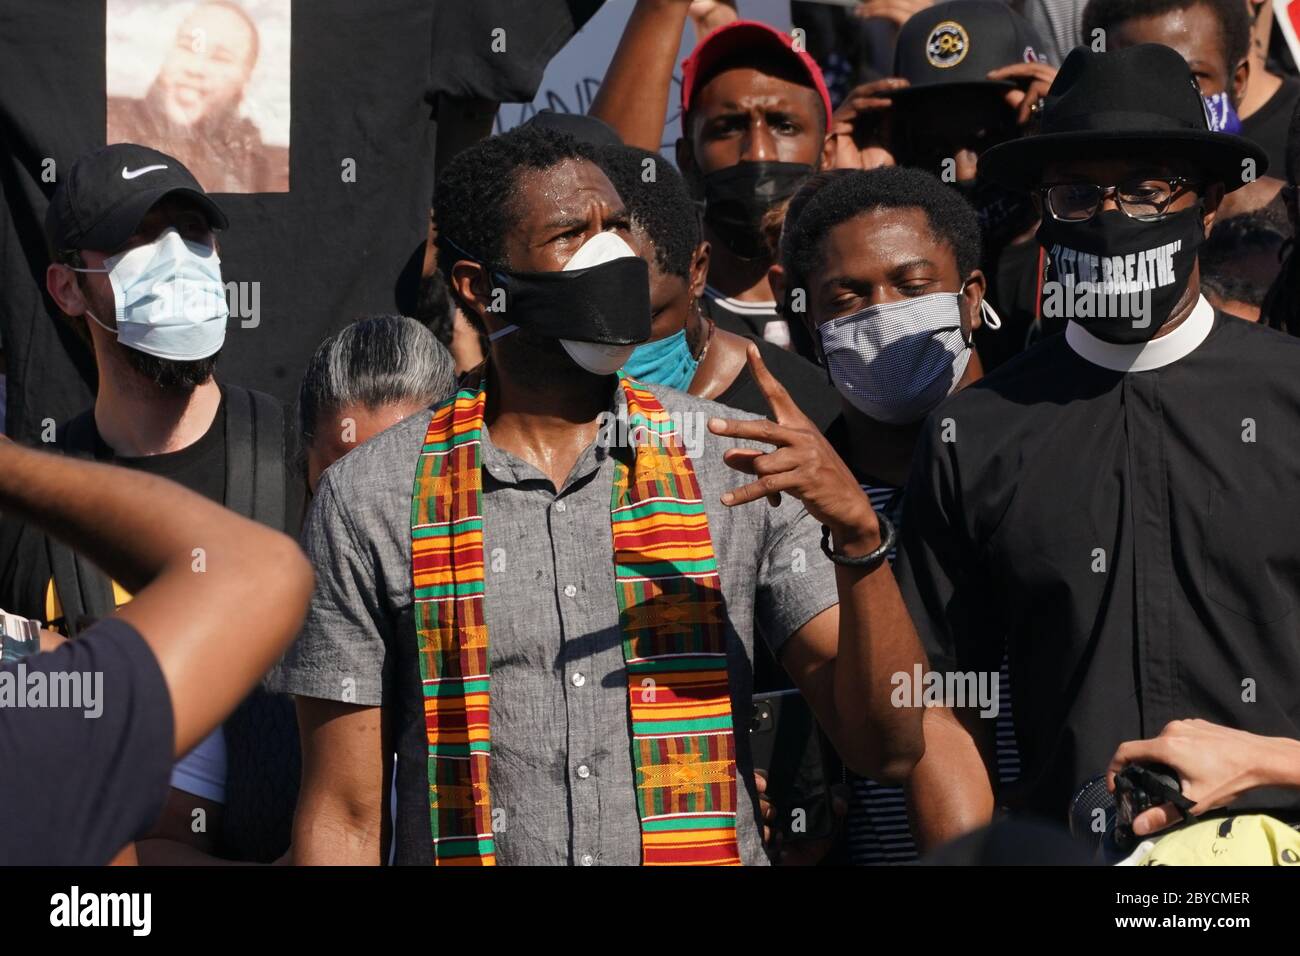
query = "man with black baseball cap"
(895, 45, 1300, 854)
(0, 142, 304, 865)
(832, 1, 1057, 369)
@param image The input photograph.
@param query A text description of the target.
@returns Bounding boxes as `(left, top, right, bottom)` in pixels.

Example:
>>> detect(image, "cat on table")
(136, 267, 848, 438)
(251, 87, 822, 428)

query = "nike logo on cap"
(121, 165, 168, 180)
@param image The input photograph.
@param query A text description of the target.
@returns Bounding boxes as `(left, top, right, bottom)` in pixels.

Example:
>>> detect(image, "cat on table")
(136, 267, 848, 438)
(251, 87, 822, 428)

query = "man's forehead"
(692, 65, 820, 115)
(514, 159, 619, 216)
(1112, 12, 1216, 60)
(825, 208, 944, 261)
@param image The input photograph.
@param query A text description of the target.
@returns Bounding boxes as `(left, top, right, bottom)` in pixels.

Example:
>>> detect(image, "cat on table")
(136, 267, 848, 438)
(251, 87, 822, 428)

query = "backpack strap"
(47, 411, 116, 636)
(223, 384, 287, 530)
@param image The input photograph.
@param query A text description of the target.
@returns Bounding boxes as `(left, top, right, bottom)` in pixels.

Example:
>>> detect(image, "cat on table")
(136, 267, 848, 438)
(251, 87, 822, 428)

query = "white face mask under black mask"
(817, 286, 999, 425)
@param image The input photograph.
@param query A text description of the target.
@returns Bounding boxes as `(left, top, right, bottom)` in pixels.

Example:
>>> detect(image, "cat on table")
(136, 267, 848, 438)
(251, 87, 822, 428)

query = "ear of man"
(689, 241, 711, 299)
(1202, 182, 1226, 235)
(1232, 57, 1250, 105)
(46, 261, 89, 318)
(961, 268, 988, 335)
(449, 259, 497, 336)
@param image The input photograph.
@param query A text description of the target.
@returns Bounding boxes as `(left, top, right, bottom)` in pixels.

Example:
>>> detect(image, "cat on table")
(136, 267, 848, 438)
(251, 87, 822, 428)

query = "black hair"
(433, 124, 600, 297)
(1080, 0, 1251, 74)
(778, 168, 859, 264)
(122, 349, 222, 391)
(416, 269, 456, 347)
(596, 143, 701, 280)
(782, 166, 983, 293)
(1200, 208, 1288, 308)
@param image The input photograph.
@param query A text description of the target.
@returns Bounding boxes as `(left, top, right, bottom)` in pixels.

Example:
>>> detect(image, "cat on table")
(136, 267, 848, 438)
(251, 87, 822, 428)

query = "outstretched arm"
(0, 441, 313, 757)
(590, 0, 694, 150)
(710, 345, 926, 782)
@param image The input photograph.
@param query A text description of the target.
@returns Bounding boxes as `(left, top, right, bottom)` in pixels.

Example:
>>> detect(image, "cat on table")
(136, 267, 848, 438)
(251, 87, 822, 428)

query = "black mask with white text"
(702, 161, 814, 259)
(1036, 207, 1204, 344)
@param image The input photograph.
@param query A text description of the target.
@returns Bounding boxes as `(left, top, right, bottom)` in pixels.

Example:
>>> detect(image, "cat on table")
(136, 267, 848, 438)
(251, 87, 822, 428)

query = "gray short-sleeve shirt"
(270, 383, 840, 865)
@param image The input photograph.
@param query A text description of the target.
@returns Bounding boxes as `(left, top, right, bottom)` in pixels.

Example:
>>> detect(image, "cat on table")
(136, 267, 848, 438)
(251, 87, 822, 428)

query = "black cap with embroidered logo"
(889, 0, 1050, 101)
(45, 143, 228, 255)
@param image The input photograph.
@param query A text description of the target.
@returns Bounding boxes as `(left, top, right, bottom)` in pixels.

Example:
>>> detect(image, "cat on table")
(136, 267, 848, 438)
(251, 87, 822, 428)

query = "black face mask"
(489, 256, 652, 345)
(1036, 207, 1204, 344)
(702, 161, 814, 259)
(954, 179, 1036, 243)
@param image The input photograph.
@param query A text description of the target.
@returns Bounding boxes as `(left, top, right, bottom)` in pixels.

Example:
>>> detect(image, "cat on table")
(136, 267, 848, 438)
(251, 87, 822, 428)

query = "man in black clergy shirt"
(898, 44, 1300, 849)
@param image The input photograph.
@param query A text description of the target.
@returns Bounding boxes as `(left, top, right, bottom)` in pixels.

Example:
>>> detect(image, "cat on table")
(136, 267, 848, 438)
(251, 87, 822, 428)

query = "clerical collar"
(1065, 295, 1215, 372)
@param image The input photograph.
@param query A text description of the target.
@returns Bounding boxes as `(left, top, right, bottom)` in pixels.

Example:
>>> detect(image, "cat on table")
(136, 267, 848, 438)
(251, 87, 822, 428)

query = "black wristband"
(820, 511, 895, 571)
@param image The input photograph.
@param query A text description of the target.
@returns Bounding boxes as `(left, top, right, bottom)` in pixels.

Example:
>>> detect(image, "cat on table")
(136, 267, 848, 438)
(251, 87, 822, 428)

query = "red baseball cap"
(680, 20, 833, 126)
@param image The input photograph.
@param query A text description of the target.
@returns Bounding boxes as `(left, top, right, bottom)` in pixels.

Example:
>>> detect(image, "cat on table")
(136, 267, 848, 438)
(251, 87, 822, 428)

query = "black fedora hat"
(979, 44, 1267, 192)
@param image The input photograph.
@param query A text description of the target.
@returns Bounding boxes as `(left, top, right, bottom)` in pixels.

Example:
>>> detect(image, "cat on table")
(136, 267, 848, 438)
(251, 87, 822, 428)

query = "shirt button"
(577, 764, 591, 779)
(564, 584, 577, 597)
(580, 853, 594, 866)
(555, 500, 567, 513)
(571, 671, 586, 687)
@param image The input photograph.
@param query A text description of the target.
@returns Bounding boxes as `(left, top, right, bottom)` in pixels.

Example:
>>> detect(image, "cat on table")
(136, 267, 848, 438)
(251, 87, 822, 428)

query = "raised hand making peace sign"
(708, 344, 884, 559)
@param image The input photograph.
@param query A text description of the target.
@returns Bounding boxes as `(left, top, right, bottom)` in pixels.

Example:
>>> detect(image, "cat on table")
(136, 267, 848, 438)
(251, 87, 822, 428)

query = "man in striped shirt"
(775, 165, 1019, 863)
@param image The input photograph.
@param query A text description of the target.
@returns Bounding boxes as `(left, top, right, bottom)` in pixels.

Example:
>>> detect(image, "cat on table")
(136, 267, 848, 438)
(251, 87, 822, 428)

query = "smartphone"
(749, 689, 837, 843)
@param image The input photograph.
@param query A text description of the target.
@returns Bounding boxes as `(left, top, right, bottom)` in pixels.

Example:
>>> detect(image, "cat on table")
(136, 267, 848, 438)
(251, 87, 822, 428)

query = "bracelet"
(820, 511, 896, 571)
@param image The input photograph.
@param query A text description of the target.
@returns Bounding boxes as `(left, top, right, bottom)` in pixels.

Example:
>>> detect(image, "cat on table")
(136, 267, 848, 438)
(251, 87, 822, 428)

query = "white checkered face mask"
(818, 287, 977, 425)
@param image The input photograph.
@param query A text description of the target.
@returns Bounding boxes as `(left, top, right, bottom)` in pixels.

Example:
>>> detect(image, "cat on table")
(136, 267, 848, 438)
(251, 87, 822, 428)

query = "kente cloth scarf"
(409, 370, 741, 865)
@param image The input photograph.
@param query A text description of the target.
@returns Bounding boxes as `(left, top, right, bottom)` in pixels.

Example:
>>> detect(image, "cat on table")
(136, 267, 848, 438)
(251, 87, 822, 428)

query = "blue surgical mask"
(621, 328, 699, 391)
(72, 226, 229, 361)
(1202, 92, 1242, 134)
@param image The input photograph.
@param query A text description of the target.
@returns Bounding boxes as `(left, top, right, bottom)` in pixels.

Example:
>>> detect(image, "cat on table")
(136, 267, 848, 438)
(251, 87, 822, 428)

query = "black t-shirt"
(0, 1, 595, 443)
(1242, 76, 1300, 180)
(430, 0, 603, 102)
(702, 291, 821, 363)
(0, 387, 302, 630)
(715, 335, 843, 434)
(0, 617, 173, 864)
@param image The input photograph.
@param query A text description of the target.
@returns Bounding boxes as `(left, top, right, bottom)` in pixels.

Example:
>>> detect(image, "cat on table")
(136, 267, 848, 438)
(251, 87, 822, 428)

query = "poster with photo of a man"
(106, 0, 290, 193)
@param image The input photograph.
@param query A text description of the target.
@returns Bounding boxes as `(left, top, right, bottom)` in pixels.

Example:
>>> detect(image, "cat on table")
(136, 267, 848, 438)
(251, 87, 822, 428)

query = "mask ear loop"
(958, 279, 1002, 340)
(83, 309, 119, 338)
(442, 234, 517, 342)
(980, 298, 1003, 330)
(61, 261, 121, 339)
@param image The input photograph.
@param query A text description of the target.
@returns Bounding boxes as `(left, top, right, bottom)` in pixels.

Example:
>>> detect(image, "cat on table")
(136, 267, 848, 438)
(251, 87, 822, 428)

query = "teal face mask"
(621, 327, 699, 391)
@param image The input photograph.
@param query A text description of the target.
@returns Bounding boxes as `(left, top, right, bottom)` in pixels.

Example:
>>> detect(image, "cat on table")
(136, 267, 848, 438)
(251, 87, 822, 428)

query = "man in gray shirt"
(273, 124, 926, 866)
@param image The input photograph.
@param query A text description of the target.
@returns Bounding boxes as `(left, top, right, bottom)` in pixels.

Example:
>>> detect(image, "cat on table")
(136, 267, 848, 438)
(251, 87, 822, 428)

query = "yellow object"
(1133, 814, 1300, 865)
(44, 577, 133, 632)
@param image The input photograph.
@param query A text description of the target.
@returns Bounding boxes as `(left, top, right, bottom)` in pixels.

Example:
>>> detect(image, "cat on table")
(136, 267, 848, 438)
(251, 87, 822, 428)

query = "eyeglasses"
(1039, 176, 1201, 222)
